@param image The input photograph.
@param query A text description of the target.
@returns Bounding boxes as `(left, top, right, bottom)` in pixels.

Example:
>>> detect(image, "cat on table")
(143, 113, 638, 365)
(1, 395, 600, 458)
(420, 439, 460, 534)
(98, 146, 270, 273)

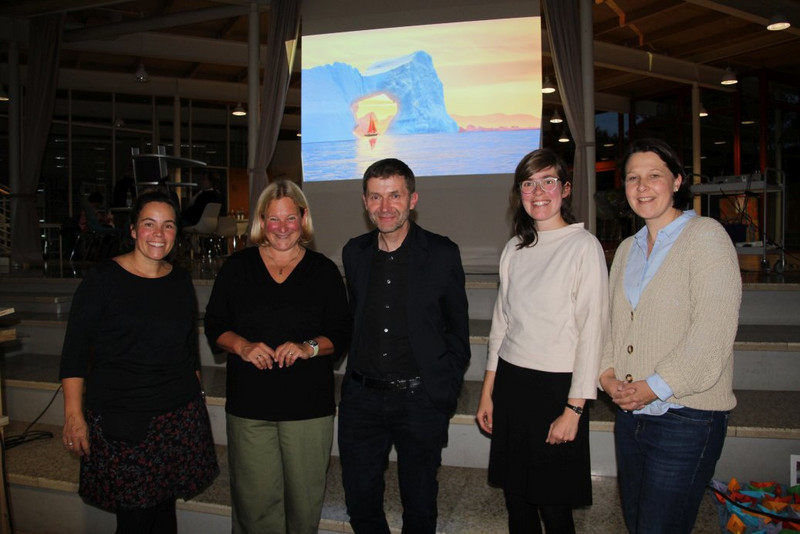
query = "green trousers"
(226, 413, 334, 534)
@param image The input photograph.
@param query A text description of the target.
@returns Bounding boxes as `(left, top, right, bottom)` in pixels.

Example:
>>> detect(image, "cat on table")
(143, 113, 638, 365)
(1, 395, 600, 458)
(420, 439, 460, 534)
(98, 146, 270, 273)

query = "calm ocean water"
(302, 129, 541, 182)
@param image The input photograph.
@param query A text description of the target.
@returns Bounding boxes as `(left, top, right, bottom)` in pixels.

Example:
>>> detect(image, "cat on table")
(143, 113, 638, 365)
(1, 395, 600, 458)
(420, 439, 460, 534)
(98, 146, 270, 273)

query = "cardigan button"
(627, 345, 633, 354)
(630, 311, 634, 320)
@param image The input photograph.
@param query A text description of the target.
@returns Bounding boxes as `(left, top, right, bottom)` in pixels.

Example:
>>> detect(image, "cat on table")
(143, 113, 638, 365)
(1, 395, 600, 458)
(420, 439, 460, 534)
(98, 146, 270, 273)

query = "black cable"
(708, 484, 795, 524)
(0, 432, 16, 534)
(3, 385, 62, 450)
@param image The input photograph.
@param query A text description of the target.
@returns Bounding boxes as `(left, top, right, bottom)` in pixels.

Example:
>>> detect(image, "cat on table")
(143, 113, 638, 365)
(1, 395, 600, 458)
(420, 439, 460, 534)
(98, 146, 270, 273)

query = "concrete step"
(4, 353, 799, 482)
(0, 291, 72, 315)
(10, 313, 800, 388)
(2, 420, 723, 534)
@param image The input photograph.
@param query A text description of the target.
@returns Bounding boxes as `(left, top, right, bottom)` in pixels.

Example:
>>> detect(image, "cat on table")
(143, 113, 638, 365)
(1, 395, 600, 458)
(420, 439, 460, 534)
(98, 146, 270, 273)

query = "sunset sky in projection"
(303, 17, 542, 121)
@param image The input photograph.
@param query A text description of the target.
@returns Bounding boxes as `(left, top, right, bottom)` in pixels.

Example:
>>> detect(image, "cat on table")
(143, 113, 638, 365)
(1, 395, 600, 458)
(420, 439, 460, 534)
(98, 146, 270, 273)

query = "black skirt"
(488, 358, 592, 506)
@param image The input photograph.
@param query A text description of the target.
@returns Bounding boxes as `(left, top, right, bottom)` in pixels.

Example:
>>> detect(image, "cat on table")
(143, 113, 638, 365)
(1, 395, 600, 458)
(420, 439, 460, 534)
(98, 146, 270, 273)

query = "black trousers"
(115, 499, 177, 534)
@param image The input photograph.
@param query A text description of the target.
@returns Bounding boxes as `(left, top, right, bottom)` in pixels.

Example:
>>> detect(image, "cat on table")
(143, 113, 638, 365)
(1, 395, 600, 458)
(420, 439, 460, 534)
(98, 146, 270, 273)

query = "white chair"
(182, 202, 221, 259)
(215, 215, 241, 256)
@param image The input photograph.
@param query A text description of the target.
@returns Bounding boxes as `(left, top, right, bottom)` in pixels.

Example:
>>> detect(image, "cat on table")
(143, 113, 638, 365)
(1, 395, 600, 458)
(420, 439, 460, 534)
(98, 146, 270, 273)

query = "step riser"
(9, 485, 232, 534)
(1, 298, 70, 315)
(0, 385, 606, 471)
(16, 329, 787, 393)
(11, 385, 794, 488)
(740, 290, 800, 325)
(734, 350, 800, 390)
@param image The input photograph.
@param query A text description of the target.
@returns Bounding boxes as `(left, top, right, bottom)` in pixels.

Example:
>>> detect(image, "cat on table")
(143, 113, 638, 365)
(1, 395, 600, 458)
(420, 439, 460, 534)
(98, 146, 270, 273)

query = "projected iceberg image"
(302, 17, 542, 181)
(303, 51, 458, 143)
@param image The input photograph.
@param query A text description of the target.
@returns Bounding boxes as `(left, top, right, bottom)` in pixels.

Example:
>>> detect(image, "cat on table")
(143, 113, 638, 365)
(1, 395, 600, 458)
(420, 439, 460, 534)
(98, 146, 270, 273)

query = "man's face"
(363, 175, 418, 236)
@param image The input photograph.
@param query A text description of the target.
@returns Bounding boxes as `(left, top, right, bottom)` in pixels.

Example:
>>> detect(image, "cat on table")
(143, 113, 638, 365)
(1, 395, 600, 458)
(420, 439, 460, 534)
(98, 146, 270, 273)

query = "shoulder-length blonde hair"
(249, 180, 314, 246)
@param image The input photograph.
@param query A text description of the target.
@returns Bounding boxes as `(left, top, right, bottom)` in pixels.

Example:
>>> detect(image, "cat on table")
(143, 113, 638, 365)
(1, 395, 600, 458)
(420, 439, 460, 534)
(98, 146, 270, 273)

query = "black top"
(204, 247, 351, 421)
(59, 260, 201, 416)
(353, 239, 418, 379)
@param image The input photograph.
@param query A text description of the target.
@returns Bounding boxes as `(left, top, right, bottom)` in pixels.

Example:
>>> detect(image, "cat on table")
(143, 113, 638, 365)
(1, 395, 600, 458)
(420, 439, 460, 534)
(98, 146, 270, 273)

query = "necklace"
(264, 246, 302, 275)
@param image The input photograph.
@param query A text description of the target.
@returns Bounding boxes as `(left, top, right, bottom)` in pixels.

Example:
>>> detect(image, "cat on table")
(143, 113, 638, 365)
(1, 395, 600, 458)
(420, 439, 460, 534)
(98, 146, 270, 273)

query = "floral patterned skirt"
(79, 395, 219, 512)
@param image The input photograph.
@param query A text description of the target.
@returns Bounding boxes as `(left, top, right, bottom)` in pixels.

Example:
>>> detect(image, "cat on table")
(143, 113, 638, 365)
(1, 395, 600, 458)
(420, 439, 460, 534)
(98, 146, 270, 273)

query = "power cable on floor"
(3, 385, 62, 450)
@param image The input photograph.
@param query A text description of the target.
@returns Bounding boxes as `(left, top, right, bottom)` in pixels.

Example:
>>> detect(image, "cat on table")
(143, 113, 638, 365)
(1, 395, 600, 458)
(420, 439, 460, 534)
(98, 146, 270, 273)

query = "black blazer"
(342, 222, 471, 416)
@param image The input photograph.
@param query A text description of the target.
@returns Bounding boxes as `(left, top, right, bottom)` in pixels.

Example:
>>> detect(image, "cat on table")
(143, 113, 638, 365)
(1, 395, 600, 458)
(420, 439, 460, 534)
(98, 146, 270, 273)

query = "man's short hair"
(362, 158, 416, 194)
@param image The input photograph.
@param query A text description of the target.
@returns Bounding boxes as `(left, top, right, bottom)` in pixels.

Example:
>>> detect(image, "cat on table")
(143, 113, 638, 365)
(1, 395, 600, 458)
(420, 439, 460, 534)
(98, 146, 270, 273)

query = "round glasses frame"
(519, 177, 560, 194)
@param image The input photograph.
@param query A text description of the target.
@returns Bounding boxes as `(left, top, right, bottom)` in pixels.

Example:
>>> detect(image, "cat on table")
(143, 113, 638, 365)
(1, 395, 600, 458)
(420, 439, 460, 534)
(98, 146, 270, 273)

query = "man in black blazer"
(339, 158, 471, 534)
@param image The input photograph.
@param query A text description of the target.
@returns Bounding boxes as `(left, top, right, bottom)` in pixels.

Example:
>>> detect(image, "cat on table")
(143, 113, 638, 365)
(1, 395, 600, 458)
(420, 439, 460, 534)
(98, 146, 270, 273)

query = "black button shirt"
(354, 240, 419, 379)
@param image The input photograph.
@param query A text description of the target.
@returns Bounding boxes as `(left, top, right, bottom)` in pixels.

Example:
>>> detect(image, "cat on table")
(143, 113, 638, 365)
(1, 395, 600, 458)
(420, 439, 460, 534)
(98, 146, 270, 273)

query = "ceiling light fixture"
(550, 109, 563, 124)
(767, 12, 791, 31)
(720, 67, 738, 86)
(542, 75, 556, 94)
(113, 118, 126, 128)
(0, 85, 9, 102)
(558, 130, 570, 143)
(135, 63, 149, 83)
(232, 102, 247, 116)
(699, 105, 709, 118)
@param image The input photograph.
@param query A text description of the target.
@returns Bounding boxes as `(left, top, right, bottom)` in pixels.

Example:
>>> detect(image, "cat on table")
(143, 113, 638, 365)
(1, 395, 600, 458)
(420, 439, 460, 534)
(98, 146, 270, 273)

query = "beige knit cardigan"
(600, 216, 742, 411)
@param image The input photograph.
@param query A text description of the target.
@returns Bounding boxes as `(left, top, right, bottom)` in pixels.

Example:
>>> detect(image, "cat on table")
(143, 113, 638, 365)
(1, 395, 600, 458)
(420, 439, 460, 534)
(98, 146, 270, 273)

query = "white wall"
(304, 172, 515, 271)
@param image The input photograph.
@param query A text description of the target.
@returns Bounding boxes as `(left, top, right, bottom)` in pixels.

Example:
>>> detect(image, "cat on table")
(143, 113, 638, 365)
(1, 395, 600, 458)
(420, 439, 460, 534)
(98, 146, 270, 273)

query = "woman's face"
(624, 151, 682, 226)
(520, 165, 570, 231)
(260, 197, 304, 251)
(130, 201, 177, 261)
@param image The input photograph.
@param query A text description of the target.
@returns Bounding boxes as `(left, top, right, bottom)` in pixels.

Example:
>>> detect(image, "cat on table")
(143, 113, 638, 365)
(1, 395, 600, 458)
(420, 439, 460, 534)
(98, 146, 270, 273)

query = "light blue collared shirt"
(624, 210, 697, 415)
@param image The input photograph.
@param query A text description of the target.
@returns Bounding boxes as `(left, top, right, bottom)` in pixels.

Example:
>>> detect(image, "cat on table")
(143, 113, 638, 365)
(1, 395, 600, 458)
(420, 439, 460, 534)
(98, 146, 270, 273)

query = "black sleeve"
(59, 266, 107, 379)
(317, 258, 351, 359)
(203, 255, 239, 353)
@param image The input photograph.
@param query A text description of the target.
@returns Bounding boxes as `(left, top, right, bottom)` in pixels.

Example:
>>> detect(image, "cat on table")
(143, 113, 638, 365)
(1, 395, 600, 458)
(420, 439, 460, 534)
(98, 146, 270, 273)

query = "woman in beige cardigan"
(599, 138, 741, 534)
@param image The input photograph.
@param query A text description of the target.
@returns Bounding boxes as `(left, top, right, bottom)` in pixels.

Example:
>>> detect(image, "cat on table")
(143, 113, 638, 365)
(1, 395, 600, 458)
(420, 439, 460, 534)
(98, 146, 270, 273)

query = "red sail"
(366, 115, 378, 137)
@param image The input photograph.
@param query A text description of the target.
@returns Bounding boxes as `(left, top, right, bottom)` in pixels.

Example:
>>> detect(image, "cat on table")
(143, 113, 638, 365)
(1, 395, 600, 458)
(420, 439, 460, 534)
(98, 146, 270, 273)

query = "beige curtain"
(542, 0, 590, 225)
(249, 0, 300, 218)
(11, 14, 65, 265)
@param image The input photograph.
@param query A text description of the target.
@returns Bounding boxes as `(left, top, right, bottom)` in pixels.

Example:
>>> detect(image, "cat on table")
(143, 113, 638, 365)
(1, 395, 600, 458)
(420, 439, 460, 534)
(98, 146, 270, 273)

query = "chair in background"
(182, 202, 221, 260)
(70, 196, 127, 262)
(215, 215, 243, 256)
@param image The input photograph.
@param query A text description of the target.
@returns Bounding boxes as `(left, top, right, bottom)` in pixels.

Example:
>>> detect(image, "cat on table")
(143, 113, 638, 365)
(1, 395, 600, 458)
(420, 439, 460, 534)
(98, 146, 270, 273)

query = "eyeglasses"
(519, 177, 560, 194)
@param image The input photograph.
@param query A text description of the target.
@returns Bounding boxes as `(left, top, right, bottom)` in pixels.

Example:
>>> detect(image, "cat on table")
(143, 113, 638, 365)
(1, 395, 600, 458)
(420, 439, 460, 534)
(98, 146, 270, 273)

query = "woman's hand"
(63, 411, 90, 457)
(274, 341, 311, 368)
(476, 396, 494, 435)
(546, 409, 580, 445)
(611, 380, 658, 411)
(240, 341, 276, 370)
(476, 370, 496, 435)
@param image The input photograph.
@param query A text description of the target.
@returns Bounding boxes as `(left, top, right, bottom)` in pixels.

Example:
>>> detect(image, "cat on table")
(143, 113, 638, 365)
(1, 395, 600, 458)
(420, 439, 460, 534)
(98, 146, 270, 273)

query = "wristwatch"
(303, 339, 319, 357)
(566, 403, 584, 416)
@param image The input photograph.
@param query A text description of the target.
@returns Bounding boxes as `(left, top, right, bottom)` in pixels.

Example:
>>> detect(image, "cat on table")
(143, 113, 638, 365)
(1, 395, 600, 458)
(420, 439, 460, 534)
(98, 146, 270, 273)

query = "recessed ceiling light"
(767, 12, 790, 31)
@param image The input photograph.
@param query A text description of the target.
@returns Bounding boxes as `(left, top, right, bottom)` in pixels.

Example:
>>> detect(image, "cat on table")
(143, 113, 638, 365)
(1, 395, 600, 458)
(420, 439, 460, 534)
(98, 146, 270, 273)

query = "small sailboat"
(365, 115, 379, 137)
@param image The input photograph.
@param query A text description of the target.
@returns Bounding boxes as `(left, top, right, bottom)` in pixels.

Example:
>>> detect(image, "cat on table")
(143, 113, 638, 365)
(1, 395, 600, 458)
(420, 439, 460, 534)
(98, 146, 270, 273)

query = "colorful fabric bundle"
(710, 478, 800, 533)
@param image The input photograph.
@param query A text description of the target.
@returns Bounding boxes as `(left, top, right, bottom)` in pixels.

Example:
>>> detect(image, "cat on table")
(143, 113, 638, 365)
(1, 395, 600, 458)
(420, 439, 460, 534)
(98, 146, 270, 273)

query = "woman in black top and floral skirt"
(60, 190, 218, 534)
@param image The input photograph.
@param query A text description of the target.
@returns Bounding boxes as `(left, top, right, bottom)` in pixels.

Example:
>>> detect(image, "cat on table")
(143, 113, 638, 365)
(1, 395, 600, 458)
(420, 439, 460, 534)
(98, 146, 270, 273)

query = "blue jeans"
(338, 377, 450, 534)
(615, 407, 729, 534)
